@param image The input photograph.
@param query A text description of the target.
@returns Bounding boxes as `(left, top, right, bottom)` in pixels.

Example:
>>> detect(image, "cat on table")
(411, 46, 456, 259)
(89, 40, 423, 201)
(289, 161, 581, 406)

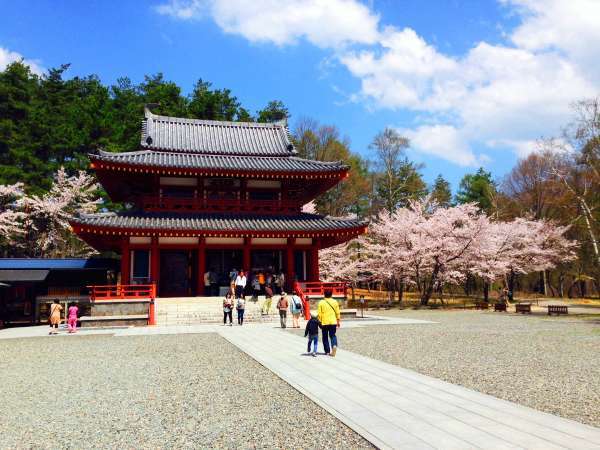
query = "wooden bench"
(494, 303, 507, 312)
(475, 301, 489, 310)
(547, 305, 568, 316)
(515, 303, 532, 314)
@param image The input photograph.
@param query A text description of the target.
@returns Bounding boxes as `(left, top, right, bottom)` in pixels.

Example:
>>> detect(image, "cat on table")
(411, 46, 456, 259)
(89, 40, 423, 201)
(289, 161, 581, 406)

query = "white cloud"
(504, 0, 600, 80)
(402, 124, 481, 167)
(0, 47, 44, 75)
(155, 0, 380, 48)
(154, 0, 600, 166)
(339, 2, 599, 165)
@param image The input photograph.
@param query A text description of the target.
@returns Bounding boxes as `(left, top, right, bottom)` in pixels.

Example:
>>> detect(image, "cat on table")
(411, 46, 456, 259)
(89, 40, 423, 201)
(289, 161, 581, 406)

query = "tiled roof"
(141, 107, 296, 156)
(72, 212, 365, 234)
(91, 150, 347, 173)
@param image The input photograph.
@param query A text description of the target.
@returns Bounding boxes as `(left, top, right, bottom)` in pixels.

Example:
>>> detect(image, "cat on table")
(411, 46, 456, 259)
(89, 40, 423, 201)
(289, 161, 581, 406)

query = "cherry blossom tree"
(0, 183, 26, 255)
(319, 238, 364, 282)
(362, 199, 577, 305)
(301, 201, 317, 214)
(21, 168, 101, 257)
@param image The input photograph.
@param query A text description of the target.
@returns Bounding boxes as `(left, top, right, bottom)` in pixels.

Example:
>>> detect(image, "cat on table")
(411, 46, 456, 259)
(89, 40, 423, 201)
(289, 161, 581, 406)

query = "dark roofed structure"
(141, 107, 296, 156)
(71, 105, 366, 297)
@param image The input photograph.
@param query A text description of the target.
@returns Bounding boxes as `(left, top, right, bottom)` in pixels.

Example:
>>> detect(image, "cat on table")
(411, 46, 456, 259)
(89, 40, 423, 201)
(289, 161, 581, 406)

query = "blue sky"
(1, 0, 599, 191)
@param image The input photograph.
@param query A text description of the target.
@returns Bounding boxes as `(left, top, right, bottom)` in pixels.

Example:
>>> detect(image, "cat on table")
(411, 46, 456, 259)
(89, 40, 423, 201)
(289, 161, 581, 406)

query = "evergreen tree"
(188, 79, 241, 121)
(430, 174, 452, 207)
(257, 100, 289, 123)
(455, 167, 496, 213)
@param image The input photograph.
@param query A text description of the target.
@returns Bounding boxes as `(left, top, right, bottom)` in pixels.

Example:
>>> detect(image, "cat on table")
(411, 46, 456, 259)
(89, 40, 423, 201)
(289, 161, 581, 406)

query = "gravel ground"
(0, 333, 372, 449)
(295, 310, 600, 428)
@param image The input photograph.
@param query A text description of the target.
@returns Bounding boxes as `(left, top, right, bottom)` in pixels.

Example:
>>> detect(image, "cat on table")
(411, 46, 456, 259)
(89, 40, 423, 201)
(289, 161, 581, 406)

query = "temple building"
(70, 106, 366, 297)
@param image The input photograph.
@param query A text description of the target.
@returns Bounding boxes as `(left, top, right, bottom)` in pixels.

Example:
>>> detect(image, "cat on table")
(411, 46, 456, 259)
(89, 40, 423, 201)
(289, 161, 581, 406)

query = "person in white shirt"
(234, 270, 247, 299)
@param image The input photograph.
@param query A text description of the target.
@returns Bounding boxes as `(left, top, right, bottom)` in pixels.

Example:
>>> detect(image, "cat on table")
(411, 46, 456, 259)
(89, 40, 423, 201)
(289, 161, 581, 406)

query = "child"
(236, 295, 245, 325)
(48, 299, 62, 335)
(304, 313, 320, 357)
(223, 293, 234, 326)
(67, 302, 79, 333)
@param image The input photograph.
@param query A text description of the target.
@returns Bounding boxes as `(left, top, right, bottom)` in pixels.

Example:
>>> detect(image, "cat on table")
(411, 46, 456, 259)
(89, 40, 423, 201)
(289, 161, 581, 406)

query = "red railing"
(141, 196, 301, 214)
(293, 281, 311, 320)
(294, 281, 348, 320)
(87, 284, 157, 326)
(299, 281, 347, 298)
(87, 284, 156, 301)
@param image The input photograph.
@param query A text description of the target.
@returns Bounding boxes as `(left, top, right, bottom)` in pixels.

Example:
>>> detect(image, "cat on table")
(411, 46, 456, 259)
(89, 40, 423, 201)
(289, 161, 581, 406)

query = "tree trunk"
(558, 272, 565, 298)
(483, 281, 489, 303)
(464, 273, 471, 296)
(420, 266, 440, 306)
(508, 269, 516, 302)
(398, 281, 404, 304)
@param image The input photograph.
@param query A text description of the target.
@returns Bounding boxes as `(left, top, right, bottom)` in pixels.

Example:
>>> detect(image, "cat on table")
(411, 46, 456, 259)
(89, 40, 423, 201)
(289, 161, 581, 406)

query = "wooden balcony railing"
(141, 196, 301, 214)
(299, 281, 348, 298)
(87, 284, 156, 301)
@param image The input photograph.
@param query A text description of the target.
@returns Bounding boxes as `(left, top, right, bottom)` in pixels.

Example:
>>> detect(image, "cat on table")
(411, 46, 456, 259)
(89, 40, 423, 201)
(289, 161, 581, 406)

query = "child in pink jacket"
(67, 303, 79, 333)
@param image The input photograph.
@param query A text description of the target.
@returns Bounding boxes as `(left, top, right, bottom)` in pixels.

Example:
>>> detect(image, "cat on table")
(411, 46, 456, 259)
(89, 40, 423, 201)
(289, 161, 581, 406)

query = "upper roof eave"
(141, 105, 297, 156)
(89, 150, 350, 175)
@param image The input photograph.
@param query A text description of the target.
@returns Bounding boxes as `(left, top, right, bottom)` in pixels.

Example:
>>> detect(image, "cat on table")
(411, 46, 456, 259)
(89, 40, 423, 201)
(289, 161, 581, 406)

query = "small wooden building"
(0, 258, 117, 325)
(70, 106, 366, 297)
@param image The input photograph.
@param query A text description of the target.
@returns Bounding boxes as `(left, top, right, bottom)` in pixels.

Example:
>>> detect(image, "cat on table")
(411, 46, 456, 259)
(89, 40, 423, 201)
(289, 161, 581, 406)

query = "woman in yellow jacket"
(317, 289, 340, 357)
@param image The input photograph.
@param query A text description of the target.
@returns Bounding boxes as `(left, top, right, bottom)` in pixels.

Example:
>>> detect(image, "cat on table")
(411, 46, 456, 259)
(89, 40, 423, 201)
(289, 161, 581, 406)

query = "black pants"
(237, 308, 245, 325)
(235, 285, 244, 298)
(279, 310, 287, 328)
(211, 283, 218, 296)
(223, 310, 232, 324)
(322, 325, 338, 354)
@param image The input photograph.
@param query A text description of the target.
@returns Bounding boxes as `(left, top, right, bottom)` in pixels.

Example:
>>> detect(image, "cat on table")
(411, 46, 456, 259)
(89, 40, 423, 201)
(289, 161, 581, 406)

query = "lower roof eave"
(70, 222, 366, 251)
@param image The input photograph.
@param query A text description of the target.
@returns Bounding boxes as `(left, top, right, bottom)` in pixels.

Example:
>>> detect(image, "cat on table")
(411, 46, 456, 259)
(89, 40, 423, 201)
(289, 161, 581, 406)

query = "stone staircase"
(155, 296, 280, 326)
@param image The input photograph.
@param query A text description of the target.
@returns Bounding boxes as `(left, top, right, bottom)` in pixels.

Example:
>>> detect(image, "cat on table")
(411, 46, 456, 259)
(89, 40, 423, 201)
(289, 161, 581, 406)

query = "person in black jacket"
(304, 314, 320, 357)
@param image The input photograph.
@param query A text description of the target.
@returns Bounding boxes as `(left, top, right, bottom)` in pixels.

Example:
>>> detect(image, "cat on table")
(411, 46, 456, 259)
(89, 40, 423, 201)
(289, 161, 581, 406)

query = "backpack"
(292, 296, 302, 310)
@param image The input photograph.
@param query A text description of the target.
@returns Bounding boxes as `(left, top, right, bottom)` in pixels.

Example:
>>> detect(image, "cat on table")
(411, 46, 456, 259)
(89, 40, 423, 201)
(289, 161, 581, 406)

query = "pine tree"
(430, 174, 452, 207)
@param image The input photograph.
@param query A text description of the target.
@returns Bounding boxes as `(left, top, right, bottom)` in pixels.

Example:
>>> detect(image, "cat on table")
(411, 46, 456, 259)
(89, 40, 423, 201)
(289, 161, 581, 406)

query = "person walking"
(235, 270, 247, 299)
(289, 290, 304, 328)
(251, 274, 260, 302)
(258, 271, 266, 292)
(209, 269, 219, 296)
(273, 273, 281, 295)
(48, 299, 63, 335)
(304, 313, 320, 356)
(67, 302, 79, 333)
(236, 295, 245, 325)
(262, 284, 273, 315)
(277, 292, 289, 328)
(229, 267, 238, 284)
(317, 289, 341, 357)
(204, 270, 211, 296)
(223, 293, 234, 326)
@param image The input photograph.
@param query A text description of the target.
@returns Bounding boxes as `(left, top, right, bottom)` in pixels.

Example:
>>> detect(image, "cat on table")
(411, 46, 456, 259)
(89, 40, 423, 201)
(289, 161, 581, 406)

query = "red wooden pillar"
(309, 238, 320, 282)
(151, 236, 160, 294)
(286, 238, 295, 291)
(243, 237, 251, 273)
(120, 239, 130, 285)
(197, 237, 206, 296)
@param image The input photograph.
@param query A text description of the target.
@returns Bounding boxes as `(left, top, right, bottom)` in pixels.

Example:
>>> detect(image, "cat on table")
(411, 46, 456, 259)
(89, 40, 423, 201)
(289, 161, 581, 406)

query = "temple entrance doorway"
(159, 250, 197, 297)
(250, 250, 284, 275)
(205, 250, 243, 289)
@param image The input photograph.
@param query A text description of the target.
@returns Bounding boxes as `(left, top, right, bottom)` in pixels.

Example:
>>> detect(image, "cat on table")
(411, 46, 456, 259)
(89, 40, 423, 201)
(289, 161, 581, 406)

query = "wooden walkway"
(220, 326, 600, 450)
